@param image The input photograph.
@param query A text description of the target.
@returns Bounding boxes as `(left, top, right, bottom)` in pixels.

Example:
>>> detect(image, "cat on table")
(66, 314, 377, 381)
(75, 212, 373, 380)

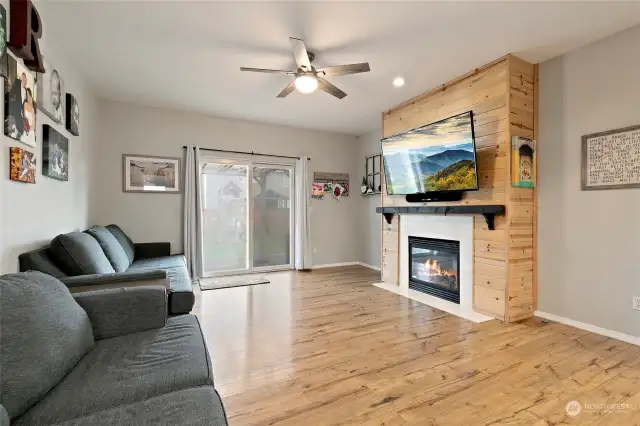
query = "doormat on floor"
(199, 274, 270, 291)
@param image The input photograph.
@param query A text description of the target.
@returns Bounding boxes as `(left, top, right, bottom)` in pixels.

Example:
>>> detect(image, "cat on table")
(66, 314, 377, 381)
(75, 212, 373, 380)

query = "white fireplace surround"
(375, 214, 493, 323)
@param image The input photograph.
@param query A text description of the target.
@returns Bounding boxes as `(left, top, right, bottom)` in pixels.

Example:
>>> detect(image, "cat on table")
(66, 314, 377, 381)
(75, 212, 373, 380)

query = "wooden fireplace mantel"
(376, 205, 505, 230)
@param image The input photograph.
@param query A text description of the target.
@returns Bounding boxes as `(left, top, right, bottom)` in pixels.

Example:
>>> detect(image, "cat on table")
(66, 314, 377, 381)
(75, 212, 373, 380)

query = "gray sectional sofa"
(18, 225, 194, 315)
(0, 271, 227, 425)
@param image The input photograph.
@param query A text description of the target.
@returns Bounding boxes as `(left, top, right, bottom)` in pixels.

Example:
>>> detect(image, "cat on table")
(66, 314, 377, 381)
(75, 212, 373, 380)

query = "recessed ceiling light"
(393, 77, 405, 87)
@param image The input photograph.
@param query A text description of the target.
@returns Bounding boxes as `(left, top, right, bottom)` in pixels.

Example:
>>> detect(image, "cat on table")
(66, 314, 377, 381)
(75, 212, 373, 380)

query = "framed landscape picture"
(123, 154, 181, 193)
(43, 125, 69, 181)
(581, 124, 640, 190)
(9, 146, 36, 184)
(4, 55, 37, 147)
(37, 59, 65, 123)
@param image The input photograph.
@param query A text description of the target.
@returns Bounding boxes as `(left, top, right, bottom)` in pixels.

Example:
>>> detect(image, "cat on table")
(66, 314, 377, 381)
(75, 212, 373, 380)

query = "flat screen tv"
(381, 111, 479, 195)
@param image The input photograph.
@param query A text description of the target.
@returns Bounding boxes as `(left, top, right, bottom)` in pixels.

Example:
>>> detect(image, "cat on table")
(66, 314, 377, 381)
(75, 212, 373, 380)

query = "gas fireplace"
(408, 236, 460, 304)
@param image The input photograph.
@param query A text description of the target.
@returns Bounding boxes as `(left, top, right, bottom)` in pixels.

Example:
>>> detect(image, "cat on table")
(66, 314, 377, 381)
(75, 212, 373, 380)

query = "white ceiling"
(40, 1, 640, 135)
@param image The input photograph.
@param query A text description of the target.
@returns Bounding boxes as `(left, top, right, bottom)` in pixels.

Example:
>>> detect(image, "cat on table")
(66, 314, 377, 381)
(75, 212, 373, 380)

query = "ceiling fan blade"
(240, 67, 294, 74)
(276, 80, 296, 98)
(317, 63, 370, 77)
(289, 37, 312, 72)
(317, 78, 347, 99)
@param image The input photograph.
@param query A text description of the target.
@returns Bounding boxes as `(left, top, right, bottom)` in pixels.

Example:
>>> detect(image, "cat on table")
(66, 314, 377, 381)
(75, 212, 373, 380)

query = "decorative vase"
(361, 185, 368, 194)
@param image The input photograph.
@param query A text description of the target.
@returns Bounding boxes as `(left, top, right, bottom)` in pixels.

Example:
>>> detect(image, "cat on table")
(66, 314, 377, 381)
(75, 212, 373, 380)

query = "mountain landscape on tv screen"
(384, 143, 477, 193)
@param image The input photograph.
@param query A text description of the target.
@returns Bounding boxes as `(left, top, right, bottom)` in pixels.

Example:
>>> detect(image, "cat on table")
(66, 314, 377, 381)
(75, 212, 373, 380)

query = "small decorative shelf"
(376, 205, 506, 230)
(361, 191, 382, 196)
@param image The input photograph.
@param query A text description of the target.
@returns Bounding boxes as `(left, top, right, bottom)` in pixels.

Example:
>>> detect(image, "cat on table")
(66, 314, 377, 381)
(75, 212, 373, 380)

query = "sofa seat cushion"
(0, 272, 94, 420)
(86, 226, 131, 272)
(50, 232, 115, 275)
(15, 315, 213, 425)
(128, 256, 194, 315)
(128, 255, 187, 271)
(21, 387, 228, 426)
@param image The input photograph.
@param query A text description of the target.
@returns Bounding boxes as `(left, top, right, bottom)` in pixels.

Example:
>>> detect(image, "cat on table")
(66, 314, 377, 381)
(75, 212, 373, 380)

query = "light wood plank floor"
(193, 266, 640, 426)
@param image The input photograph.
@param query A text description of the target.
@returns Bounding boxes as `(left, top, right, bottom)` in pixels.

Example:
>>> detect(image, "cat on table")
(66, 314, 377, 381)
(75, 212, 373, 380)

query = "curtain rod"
(182, 146, 310, 160)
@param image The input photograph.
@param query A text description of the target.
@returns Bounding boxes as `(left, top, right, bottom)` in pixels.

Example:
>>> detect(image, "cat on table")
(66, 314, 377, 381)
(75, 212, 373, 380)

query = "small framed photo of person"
(511, 136, 536, 188)
(4, 55, 37, 147)
(37, 59, 65, 124)
(43, 125, 69, 181)
(66, 93, 79, 136)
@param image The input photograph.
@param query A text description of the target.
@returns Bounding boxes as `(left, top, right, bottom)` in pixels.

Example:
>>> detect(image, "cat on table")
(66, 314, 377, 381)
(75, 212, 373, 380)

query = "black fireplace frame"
(408, 236, 460, 304)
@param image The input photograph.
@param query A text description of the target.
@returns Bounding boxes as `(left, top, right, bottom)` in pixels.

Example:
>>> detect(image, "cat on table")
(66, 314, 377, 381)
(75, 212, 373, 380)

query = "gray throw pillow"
(86, 226, 131, 272)
(0, 272, 94, 419)
(106, 224, 135, 263)
(50, 232, 115, 276)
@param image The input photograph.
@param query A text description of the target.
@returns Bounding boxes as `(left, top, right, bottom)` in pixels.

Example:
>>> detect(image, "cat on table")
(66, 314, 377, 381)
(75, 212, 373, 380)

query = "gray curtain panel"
(295, 156, 312, 269)
(183, 145, 204, 279)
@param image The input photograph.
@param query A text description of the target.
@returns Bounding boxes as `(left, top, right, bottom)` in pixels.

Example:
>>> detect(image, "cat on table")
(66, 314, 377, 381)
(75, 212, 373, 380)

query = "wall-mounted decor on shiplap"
(0, 4, 7, 78)
(511, 136, 536, 188)
(43, 125, 69, 181)
(37, 59, 65, 124)
(4, 54, 37, 147)
(66, 93, 79, 136)
(582, 124, 640, 190)
(9, 146, 36, 183)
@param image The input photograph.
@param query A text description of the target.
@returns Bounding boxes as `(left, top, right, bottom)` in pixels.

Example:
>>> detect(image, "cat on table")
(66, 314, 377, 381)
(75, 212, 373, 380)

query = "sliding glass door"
(251, 165, 293, 270)
(200, 159, 294, 276)
(200, 162, 249, 274)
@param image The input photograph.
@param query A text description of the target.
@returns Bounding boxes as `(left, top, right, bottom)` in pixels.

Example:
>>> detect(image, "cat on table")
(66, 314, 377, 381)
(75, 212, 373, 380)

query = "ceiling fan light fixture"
(295, 74, 318, 94)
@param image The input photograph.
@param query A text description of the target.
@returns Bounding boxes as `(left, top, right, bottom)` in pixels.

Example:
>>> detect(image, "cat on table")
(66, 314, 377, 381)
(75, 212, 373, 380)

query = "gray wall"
(355, 129, 382, 269)
(91, 100, 361, 266)
(0, 1, 99, 273)
(538, 25, 640, 337)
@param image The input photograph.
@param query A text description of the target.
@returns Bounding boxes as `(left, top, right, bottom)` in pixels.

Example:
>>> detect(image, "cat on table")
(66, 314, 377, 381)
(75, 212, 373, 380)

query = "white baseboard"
(311, 262, 359, 269)
(311, 262, 382, 271)
(535, 311, 640, 346)
(310, 262, 382, 271)
(356, 262, 381, 271)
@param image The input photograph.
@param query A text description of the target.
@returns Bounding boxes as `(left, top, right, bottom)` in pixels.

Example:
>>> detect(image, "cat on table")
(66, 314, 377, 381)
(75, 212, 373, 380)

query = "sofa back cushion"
(106, 224, 136, 264)
(86, 226, 131, 272)
(0, 272, 94, 419)
(50, 232, 115, 276)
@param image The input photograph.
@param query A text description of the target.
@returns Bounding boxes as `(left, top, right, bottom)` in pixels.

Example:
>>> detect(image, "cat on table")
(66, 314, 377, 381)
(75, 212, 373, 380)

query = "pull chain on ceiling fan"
(240, 37, 370, 99)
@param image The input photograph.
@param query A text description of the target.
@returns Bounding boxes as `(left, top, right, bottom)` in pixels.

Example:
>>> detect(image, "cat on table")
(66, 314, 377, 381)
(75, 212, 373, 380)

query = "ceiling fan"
(240, 37, 370, 99)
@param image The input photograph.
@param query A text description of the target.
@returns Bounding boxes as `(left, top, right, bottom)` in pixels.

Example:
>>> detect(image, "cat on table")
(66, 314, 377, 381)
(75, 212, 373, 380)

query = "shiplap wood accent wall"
(380, 54, 537, 322)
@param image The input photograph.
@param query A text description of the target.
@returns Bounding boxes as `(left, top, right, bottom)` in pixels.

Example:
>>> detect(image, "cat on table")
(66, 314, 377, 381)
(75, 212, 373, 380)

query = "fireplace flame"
(425, 259, 457, 278)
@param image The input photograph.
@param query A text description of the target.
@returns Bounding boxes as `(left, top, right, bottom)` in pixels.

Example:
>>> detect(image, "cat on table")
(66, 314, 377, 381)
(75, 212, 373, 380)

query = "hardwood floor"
(193, 266, 640, 426)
